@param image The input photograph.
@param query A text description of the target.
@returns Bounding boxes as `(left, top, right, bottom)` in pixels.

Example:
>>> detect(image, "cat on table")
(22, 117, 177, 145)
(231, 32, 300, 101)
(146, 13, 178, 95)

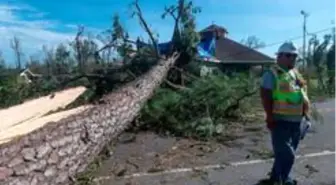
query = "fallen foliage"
(137, 73, 261, 139)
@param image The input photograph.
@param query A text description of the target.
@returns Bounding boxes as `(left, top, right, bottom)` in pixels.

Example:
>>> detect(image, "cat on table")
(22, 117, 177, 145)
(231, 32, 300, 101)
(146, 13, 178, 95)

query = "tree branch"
(164, 79, 189, 90)
(96, 42, 136, 53)
(164, 6, 178, 21)
(126, 69, 137, 80)
(59, 73, 116, 89)
(170, 0, 184, 52)
(133, 0, 159, 58)
(172, 66, 199, 80)
(223, 89, 258, 115)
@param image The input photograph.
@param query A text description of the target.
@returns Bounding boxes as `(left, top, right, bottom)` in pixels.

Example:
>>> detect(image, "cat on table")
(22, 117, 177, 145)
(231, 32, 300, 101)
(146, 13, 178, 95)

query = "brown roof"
(215, 37, 274, 63)
(199, 24, 274, 64)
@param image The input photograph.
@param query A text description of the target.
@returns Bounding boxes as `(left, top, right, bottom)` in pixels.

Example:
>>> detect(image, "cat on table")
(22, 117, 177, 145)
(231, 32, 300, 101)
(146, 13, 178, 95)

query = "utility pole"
(300, 10, 309, 68)
(301, 10, 309, 86)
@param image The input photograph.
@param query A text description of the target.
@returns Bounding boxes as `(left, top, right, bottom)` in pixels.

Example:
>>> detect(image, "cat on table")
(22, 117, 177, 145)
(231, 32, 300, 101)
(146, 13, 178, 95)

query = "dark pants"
(270, 120, 301, 182)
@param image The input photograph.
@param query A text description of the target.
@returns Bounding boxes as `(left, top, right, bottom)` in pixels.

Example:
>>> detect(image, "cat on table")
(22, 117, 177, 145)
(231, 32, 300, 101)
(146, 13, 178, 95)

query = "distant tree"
(42, 45, 55, 76)
(55, 44, 70, 63)
(97, 14, 134, 62)
(97, 33, 113, 63)
(312, 34, 331, 91)
(26, 56, 43, 74)
(240, 35, 265, 49)
(305, 28, 335, 94)
(10, 36, 23, 70)
(55, 43, 71, 74)
(326, 27, 335, 91)
(73, 26, 85, 73)
(69, 26, 102, 73)
(0, 51, 5, 70)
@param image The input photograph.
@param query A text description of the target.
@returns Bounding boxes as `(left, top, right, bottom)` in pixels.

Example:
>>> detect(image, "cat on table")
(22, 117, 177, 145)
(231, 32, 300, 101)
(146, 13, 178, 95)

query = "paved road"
(96, 99, 335, 185)
(106, 153, 334, 185)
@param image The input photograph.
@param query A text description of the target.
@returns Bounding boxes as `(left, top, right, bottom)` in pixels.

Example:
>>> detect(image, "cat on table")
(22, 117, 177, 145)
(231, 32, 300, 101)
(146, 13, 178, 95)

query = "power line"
(223, 27, 334, 59)
(262, 27, 332, 48)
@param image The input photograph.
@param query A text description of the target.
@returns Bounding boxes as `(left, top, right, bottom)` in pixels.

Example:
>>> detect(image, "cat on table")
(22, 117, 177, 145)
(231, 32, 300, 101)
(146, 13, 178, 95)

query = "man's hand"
(303, 100, 311, 119)
(266, 114, 275, 130)
(260, 70, 275, 131)
(260, 87, 274, 130)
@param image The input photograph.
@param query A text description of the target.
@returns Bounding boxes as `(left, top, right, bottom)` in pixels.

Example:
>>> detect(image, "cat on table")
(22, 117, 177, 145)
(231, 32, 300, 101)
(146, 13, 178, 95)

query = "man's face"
(276, 52, 297, 69)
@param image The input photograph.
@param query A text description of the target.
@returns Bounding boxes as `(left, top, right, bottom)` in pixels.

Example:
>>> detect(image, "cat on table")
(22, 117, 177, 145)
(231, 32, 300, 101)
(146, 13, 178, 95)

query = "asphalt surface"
(103, 154, 334, 185)
(95, 99, 335, 185)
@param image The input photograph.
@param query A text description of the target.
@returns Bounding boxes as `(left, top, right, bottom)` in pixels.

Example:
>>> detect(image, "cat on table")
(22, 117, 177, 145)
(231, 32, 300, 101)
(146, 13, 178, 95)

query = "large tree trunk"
(0, 54, 179, 185)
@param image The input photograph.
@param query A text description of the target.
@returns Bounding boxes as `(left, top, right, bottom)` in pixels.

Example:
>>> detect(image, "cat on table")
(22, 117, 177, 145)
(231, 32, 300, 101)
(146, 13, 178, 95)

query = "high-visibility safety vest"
(270, 66, 306, 116)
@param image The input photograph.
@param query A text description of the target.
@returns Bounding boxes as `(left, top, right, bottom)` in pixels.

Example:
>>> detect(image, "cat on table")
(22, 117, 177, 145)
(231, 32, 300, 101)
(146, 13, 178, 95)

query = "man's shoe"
(284, 179, 297, 185)
(257, 178, 282, 185)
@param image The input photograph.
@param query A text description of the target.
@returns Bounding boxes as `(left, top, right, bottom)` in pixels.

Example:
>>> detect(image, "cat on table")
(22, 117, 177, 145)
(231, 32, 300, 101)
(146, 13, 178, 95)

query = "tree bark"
(0, 53, 179, 185)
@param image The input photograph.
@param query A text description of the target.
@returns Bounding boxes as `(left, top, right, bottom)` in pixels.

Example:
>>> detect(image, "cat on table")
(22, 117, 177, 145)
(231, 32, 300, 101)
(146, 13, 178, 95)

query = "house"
(136, 24, 274, 75)
(197, 24, 275, 74)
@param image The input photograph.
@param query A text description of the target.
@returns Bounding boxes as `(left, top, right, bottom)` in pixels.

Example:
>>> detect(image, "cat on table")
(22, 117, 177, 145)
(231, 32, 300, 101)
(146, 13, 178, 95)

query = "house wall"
(187, 60, 269, 77)
(218, 63, 270, 77)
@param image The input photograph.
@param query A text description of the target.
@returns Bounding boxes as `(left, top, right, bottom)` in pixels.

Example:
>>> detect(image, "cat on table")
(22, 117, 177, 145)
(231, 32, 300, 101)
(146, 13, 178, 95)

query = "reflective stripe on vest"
(270, 67, 304, 116)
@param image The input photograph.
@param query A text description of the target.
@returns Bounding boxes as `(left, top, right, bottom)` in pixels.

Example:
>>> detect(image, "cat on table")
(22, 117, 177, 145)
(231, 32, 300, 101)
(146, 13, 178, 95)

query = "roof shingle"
(215, 37, 274, 62)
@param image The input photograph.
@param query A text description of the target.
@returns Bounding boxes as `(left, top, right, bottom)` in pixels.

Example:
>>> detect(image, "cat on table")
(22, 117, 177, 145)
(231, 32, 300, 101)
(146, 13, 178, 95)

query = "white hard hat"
(277, 41, 298, 55)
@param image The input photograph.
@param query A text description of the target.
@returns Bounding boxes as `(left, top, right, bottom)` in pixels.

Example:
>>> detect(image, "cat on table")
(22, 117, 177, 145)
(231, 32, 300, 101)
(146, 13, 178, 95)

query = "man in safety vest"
(259, 42, 310, 185)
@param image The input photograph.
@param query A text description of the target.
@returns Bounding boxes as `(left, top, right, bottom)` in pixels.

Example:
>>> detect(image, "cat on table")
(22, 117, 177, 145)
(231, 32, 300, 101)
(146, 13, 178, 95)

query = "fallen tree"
(0, 1, 202, 184)
(0, 52, 180, 185)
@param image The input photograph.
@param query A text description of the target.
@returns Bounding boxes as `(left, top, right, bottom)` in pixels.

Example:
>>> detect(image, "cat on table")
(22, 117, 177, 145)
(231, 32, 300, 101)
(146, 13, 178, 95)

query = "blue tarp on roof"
(198, 34, 216, 55)
(197, 36, 218, 62)
(136, 35, 220, 63)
